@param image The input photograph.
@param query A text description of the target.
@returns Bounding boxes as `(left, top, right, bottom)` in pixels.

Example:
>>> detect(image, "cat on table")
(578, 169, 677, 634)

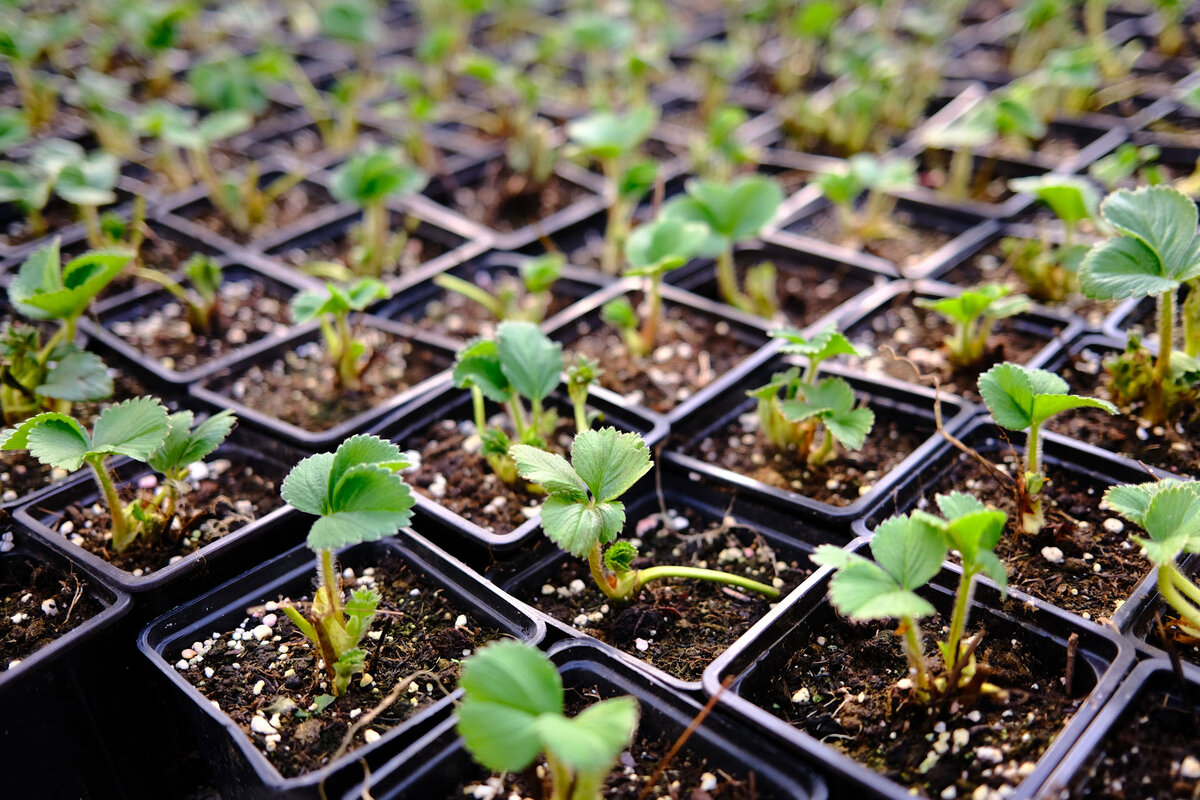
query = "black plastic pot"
(495, 462, 847, 695)
(663, 353, 974, 529)
(368, 379, 667, 565)
(80, 257, 309, 388)
(191, 315, 455, 450)
(1041, 658, 1200, 799)
(14, 426, 305, 612)
(0, 523, 133, 799)
(346, 639, 830, 800)
(137, 531, 545, 800)
(1120, 554, 1200, 664)
(702, 543, 1134, 800)
(861, 416, 1176, 632)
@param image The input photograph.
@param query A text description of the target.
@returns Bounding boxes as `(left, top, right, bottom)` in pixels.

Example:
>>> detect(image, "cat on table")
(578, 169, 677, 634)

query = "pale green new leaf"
(539, 496, 606, 557)
(497, 321, 562, 403)
(510, 445, 587, 500)
(979, 362, 1115, 432)
(870, 514, 946, 590)
(624, 218, 707, 277)
(1008, 175, 1098, 226)
(329, 433, 408, 491)
(452, 339, 511, 403)
(148, 409, 237, 475)
(280, 452, 335, 515)
(308, 464, 414, 549)
(570, 427, 652, 503)
(537, 696, 639, 773)
(9, 242, 131, 321)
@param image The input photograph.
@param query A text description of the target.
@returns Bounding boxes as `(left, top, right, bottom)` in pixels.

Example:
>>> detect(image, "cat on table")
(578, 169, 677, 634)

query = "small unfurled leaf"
(497, 321, 562, 404)
(601, 297, 638, 330)
(979, 362, 1117, 432)
(537, 696, 639, 773)
(453, 339, 511, 403)
(1105, 480, 1200, 566)
(771, 324, 867, 366)
(915, 285, 1030, 327)
(1008, 175, 1099, 226)
(604, 540, 638, 572)
(147, 409, 237, 476)
(567, 106, 658, 161)
(331, 147, 427, 206)
(570, 428, 652, 503)
(9, 241, 132, 322)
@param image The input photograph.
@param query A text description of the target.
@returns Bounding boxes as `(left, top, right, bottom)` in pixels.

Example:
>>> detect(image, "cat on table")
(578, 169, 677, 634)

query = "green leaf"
(37, 349, 112, 401)
(329, 434, 408, 491)
(1139, 483, 1200, 565)
(771, 324, 867, 364)
(497, 321, 562, 403)
(570, 428, 652, 503)
(870, 514, 946, 591)
(915, 285, 1029, 327)
(148, 410, 237, 475)
(281, 452, 335, 515)
(1103, 483, 1156, 527)
(567, 106, 658, 160)
(935, 491, 988, 520)
(780, 376, 857, 421)
(1008, 176, 1098, 226)
(510, 445, 587, 500)
(537, 696, 639, 773)
(594, 501, 626, 546)
(21, 416, 92, 471)
(623, 218, 706, 276)
(331, 148, 427, 206)
(1101, 186, 1200, 280)
(9, 242, 131, 322)
(90, 397, 171, 460)
(673, 176, 784, 243)
(539, 496, 607, 557)
(452, 339, 511, 403)
(826, 560, 935, 621)
(1079, 236, 1185, 300)
(308, 464, 413, 548)
(977, 362, 1036, 430)
(604, 541, 638, 572)
(823, 405, 875, 450)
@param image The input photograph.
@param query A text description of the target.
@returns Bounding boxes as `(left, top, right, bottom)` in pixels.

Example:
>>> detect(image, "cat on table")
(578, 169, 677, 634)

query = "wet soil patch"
(682, 407, 934, 506)
(104, 278, 293, 372)
(181, 181, 329, 245)
(37, 456, 283, 575)
(847, 300, 1062, 401)
(434, 162, 593, 233)
(925, 452, 1150, 621)
(176, 552, 503, 778)
(1051, 344, 1200, 477)
(788, 206, 955, 272)
(752, 603, 1084, 799)
(0, 553, 105, 671)
(214, 329, 445, 432)
(519, 508, 808, 682)
(567, 300, 761, 413)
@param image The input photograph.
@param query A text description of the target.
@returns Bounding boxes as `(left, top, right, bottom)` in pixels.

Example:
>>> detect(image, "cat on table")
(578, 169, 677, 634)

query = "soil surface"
(1065, 681, 1200, 799)
(917, 150, 1018, 205)
(0, 201, 81, 249)
(392, 271, 579, 341)
(175, 551, 503, 778)
(0, 550, 105, 671)
(213, 328, 445, 432)
(436, 161, 593, 233)
(181, 180, 328, 245)
(1051, 343, 1200, 477)
(788, 205, 955, 272)
(751, 603, 1086, 799)
(520, 507, 809, 682)
(104, 278, 293, 373)
(846, 297, 1063, 400)
(276, 211, 453, 281)
(924, 450, 1151, 622)
(567, 299, 762, 413)
(682, 406, 934, 507)
(37, 456, 283, 575)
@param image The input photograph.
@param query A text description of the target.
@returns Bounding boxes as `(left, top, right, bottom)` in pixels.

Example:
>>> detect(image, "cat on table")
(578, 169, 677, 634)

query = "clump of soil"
(40, 456, 283, 575)
(176, 552, 503, 778)
(789, 206, 955, 271)
(568, 300, 762, 413)
(437, 162, 593, 233)
(213, 329, 445, 432)
(393, 271, 577, 341)
(105, 278, 293, 372)
(752, 603, 1085, 799)
(1065, 681, 1200, 799)
(683, 407, 934, 507)
(924, 450, 1151, 621)
(0, 550, 105, 670)
(1050, 344, 1200, 477)
(182, 181, 328, 244)
(847, 297, 1062, 400)
(276, 212, 453, 282)
(519, 507, 809, 682)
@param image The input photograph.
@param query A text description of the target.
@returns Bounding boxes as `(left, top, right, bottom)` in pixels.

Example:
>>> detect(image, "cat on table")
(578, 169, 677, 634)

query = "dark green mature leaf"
(570, 428, 652, 503)
(37, 349, 111, 401)
(497, 321, 562, 403)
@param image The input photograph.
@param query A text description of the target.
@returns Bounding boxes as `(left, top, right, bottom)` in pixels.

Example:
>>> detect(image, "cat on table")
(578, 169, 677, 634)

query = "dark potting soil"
(0, 202, 81, 249)
(277, 213, 451, 281)
(438, 162, 593, 233)
(847, 299, 1062, 401)
(215, 329, 444, 432)
(182, 181, 328, 245)
(926, 453, 1150, 622)
(0, 552, 105, 671)
(790, 205, 955, 272)
(456, 687, 788, 799)
(393, 274, 576, 341)
(42, 456, 283, 575)
(683, 408, 934, 506)
(983, 134, 1082, 165)
(1051, 345, 1200, 477)
(176, 552, 503, 778)
(105, 278, 292, 372)
(1065, 683, 1200, 799)
(755, 604, 1084, 799)
(568, 302, 760, 413)
(519, 507, 808, 682)
(937, 239, 1114, 328)
(917, 151, 1015, 205)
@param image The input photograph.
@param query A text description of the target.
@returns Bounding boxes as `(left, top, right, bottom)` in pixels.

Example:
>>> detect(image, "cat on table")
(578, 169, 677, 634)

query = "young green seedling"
(452, 321, 564, 482)
(0, 15, 69, 129)
(747, 325, 873, 466)
(567, 107, 659, 275)
(688, 106, 758, 183)
(279, 434, 415, 696)
(813, 154, 918, 244)
(433, 254, 565, 325)
(978, 362, 1117, 534)
(329, 148, 428, 278)
(134, 254, 224, 337)
(566, 355, 601, 435)
(187, 49, 285, 118)
(3, 240, 130, 423)
(290, 278, 390, 391)
(1006, 175, 1100, 302)
(0, 397, 172, 552)
(662, 175, 784, 316)
(1078, 186, 1200, 423)
(512, 428, 779, 601)
(1088, 143, 1164, 192)
(66, 70, 140, 160)
(915, 285, 1033, 368)
(457, 640, 639, 800)
(600, 216, 708, 358)
(811, 491, 1008, 700)
(140, 409, 237, 538)
(1105, 480, 1200, 636)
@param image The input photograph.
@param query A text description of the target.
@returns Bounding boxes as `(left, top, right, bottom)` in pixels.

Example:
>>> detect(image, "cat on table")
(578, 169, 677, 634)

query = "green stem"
(335, 312, 359, 389)
(319, 548, 345, 622)
(1150, 289, 1174, 424)
(80, 205, 103, 249)
(901, 614, 930, 694)
(1183, 281, 1200, 358)
(588, 544, 623, 600)
(433, 273, 505, 319)
(947, 146, 973, 201)
(471, 386, 487, 435)
(1158, 566, 1200, 632)
(807, 427, 836, 466)
(507, 396, 529, 442)
(633, 565, 780, 598)
(85, 454, 132, 553)
(363, 201, 387, 277)
(545, 752, 573, 800)
(716, 247, 753, 313)
(640, 273, 663, 352)
(1168, 564, 1200, 609)
(944, 570, 976, 675)
(570, 767, 607, 800)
